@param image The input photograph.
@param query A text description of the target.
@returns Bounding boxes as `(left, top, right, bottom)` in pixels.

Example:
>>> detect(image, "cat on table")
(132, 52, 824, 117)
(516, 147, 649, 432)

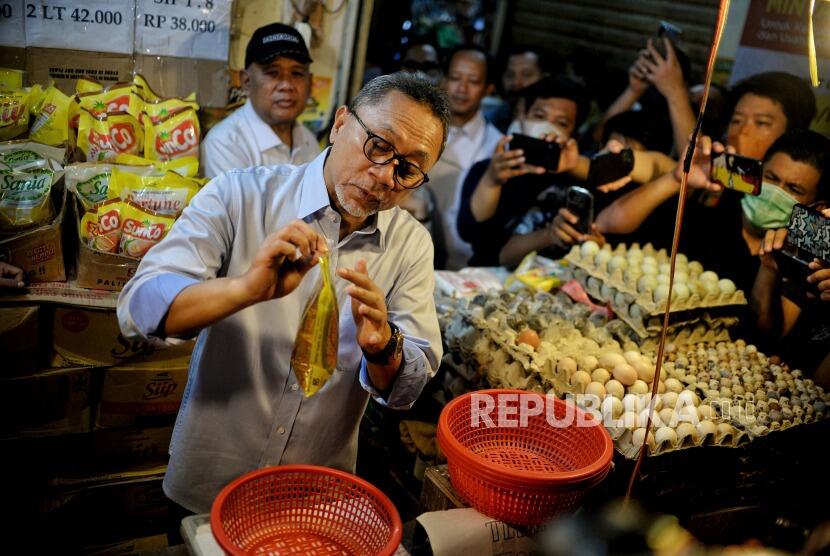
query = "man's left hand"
(338, 259, 390, 353)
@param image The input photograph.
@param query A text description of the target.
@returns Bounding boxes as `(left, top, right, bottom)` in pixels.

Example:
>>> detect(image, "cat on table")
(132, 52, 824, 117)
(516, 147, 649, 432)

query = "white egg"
(602, 396, 623, 419)
(638, 275, 658, 294)
(699, 270, 718, 283)
(642, 255, 658, 268)
(580, 240, 600, 259)
(656, 274, 670, 285)
(605, 379, 625, 399)
(655, 426, 678, 448)
(632, 428, 656, 452)
(672, 271, 689, 284)
(594, 250, 612, 268)
(623, 393, 644, 413)
(608, 255, 628, 273)
(688, 261, 704, 275)
(628, 380, 650, 395)
(591, 367, 611, 383)
(664, 378, 683, 393)
(718, 278, 737, 295)
(675, 253, 688, 266)
(673, 283, 691, 301)
(654, 284, 671, 303)
(624, 268, 643, 285)
(658, 262, 672, 275)
(640, 263, 658, 275)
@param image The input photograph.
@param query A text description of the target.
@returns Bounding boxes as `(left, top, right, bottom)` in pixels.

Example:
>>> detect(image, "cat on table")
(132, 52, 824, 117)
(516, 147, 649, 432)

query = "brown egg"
(613, 364, 638, 386)
(516, 329, 540, 350)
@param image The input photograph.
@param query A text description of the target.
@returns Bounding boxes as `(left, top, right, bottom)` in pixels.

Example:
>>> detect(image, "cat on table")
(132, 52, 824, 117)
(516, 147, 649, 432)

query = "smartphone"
(710, 152, 763, 195)
(587, 149, 635, 188)
(773, 204, 830, 303)
(653, 21, 682, 58)
(565, 186, 595, 235)
(507, 133, 561, 172)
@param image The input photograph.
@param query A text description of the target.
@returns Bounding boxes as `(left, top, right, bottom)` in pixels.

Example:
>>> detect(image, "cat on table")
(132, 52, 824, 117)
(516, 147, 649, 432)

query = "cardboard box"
(96, 363, 190, 428)
(93, 425, 174, 461)
(134, 54, 229, 108)
(0, 183, 67, 283)
(52, 306, 194, 367)
(0, 366, 93, 438)
(0, 47, 26, 71)
(26, 48, 135, 97)
(0, 305, 49, 377)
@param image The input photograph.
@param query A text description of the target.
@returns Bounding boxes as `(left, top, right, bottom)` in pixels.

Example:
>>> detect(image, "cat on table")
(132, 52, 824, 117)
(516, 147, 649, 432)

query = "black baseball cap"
(245, 23, 313, 68)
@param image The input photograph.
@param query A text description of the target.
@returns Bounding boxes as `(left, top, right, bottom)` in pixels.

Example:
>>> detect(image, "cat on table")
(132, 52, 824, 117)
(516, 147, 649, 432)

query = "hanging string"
(623, 0, 732, 508)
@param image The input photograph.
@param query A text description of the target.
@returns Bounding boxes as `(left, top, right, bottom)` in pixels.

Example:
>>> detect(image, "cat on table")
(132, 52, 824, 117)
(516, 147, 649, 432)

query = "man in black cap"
(201, 22, 320, 178)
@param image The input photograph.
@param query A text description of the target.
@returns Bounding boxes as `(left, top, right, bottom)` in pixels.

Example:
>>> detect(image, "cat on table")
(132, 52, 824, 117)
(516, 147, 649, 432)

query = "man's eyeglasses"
(350, 110, 429, 189)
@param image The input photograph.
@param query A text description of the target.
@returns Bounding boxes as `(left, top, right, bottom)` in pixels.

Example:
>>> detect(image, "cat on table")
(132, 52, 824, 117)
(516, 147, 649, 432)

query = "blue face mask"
(741, 182, 798, 229)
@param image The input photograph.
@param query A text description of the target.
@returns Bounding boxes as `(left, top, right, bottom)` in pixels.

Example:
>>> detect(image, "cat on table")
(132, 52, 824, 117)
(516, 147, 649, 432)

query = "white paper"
(134, 0, 230, 61)
(23, 0, 134, 54)
(0, 0, 25, 47)
(416, 508, 539, 556)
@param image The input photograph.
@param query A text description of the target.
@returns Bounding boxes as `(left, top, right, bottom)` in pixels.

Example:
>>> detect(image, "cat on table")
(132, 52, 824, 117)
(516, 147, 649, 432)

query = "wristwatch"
(363, 321, 404, 365)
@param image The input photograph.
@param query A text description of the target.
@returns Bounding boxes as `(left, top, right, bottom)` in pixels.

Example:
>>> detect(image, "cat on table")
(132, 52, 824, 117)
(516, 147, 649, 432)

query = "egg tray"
(567, 246, 747, 317)
(614, 419, 749, 460)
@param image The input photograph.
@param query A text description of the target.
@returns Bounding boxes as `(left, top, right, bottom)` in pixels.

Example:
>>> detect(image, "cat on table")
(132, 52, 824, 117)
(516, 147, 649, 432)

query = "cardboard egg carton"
(567, 243, 747, 317)
(613, 417, 749, 459)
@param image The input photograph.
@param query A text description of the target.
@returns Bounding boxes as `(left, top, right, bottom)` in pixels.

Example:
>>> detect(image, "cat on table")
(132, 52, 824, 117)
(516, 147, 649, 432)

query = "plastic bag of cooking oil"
(0, 68, 24, 90)
(77, 109, 142, 161)
(80, 204, 98, 243)
(65, 162, 158, 210)
(0, 161, 60, 231)
(76, 77, 104, 94)
(140, 96, 199, 126)
(108, 167, 202, 216)
(118, 201, 176, 258)
(0, 141, 65, 169)
(29, 85, 70, 146)
(70, 83, 138, 132)
(143, 107, 200, 161)
(0, 85, 42, 141)
(113, 153, 199, 177)
(291, 254, 339, 397)
(86, 198, 125, 253)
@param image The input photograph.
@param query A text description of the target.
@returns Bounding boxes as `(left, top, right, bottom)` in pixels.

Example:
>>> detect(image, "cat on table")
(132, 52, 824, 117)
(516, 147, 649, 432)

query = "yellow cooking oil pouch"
(143, 107, 200, 161)
(89, 198, 125, 253)
(291, 254, 339, 397)
(118, 201, 175, 258)
(0, 68, 24, 90)
(80, 204, 98, 243)
(75, 77, 104, 94)
(0, 162, 58, 231)
(108, 168, 200, 216)
(29, 85, 70, 146)
(0, 85, 42, 141)
(78, 109, 142, 161)
(113, 153, 199, 178)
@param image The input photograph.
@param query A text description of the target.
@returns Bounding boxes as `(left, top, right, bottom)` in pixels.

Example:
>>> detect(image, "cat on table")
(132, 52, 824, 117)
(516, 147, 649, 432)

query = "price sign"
(135, 0, 231, 62)
(24, 0, 135, 54)
(0, 0, 25, 47)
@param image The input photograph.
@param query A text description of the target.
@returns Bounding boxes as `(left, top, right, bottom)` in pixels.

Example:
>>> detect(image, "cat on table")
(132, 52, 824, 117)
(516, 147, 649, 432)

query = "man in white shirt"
(427, 45, 503, 269)
(201, 23, 320, 178)
(117, 73, 449, 513)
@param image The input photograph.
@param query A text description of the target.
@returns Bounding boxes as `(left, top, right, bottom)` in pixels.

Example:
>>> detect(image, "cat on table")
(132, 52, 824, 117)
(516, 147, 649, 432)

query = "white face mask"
(507, 119, 566, 140)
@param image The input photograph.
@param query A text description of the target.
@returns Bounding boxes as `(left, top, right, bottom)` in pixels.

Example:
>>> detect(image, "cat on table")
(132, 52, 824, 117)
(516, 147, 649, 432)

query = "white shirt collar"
(242, 100, 312, 154)
(450, 110, 486, 140)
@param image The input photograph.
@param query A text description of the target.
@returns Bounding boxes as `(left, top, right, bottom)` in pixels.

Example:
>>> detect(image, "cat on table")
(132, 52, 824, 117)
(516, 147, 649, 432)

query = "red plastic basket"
(437, 389, 613, 526)
(210, 465, 402, 556)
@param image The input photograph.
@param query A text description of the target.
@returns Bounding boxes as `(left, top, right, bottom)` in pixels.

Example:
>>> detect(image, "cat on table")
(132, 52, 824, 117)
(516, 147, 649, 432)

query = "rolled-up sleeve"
(359, 229, 442, 409)
(117, 174, 237, 343)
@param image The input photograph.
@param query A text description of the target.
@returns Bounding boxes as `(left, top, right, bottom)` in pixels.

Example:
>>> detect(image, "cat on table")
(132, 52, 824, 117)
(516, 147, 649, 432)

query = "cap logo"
(263, 33, 300, 44)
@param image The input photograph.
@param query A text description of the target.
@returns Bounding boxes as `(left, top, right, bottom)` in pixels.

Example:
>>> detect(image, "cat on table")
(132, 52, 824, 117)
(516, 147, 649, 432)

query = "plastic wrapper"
(113, 153, 199, 178)
(118, 201, 176, 258)
(108, 167, 201, 216)
(143, 107, 200, 161)
(77, 109, 143, 161)
(0, 141, 65, 169)
(29, 85, 70, 146)
(291, 255, 339, 397)
(66, 162, 158, 210)
(76, 77, 104, 94)
(0, 85, 41, 141)
(0, 68, 24, 90)
(0, 161, 61, 231)
(87, 198, 125, 253)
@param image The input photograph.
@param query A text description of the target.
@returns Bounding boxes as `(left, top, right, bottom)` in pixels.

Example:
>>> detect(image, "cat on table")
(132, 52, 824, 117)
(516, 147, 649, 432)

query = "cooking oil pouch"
(78, 109, 143, 161)
(0, 68, 24, 90)
(108, 168, 200, 216)
(89, 198, 125, 253)
(29, 85, 70, 146)
(291, 254, 339, 397)
(0, 164, 58, 231)
(80, 205, 98, 243)
(66, 162, 159, 210)
(0, 141, 65, 169)
(133, 74, 160, 103)
(71, 84, 137, 131)
(143, 107, 200, 161)
(76, 77, 104, 94)
(0, 86, 41, 141)
(113, 153, 199, 178)
(118, 200, 175, 258)
(141, 96, 199, 125)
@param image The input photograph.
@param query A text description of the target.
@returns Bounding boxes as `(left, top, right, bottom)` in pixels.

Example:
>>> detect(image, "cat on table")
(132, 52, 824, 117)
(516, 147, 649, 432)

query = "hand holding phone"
(506, 133, 562, 173)
(710, 152, 763, 195)
(772, 204, 830, 303)
(587, 148, 634, 188)
(565, 186, 594, 235)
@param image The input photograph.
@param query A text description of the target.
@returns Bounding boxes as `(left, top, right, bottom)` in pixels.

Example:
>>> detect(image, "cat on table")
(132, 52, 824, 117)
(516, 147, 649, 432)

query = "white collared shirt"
(425, 110, 502, 269)
(117, 149, 441, 512)
(200, 100, 321, 178)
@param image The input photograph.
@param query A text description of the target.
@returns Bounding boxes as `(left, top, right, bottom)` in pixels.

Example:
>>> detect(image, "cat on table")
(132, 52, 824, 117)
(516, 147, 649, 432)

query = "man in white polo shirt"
(201, 23, 320, 178)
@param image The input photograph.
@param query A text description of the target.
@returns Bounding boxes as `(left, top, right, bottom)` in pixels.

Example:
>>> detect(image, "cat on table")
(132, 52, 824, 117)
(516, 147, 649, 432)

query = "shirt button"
(277, 426, 286, 435)
(290, 384, 299, 391)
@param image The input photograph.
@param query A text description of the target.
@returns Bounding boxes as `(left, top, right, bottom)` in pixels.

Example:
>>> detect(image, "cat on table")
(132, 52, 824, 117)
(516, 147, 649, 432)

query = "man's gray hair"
(349, 72, 451, 157)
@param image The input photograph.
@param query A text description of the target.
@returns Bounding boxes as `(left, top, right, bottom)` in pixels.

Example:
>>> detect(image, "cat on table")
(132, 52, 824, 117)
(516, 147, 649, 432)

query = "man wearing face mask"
(201, 23, 319, 178)
(456, 76, 589, 266)
(426, 45, 503, 270)
(750, 131, 830, 386)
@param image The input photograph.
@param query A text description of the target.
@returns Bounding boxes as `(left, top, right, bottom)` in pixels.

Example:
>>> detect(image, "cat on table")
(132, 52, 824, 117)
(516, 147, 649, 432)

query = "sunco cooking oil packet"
(77, 109, 143, 161)
(29, 84, 71, 146)
(87, 198, 124, 253)
(118, 201, 175, 258)
(143, 107, 200, 161)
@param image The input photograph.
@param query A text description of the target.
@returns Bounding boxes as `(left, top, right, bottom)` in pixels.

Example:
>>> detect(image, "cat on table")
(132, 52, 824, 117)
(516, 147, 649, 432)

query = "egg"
(580, 355, 599, 373)
(655, 426, 678, 448)
(580, 240, 600, 259)
(628, 379, 649, 395)
(678, 389, 700, 407)
(623, 351, 642, 365)
(656, 274, 670, 285)
(673, 283, 691, 301)
(640, 263, 658, 276)
(654, 284, 671, 303)
(633, 360, 655, 382)
(676, 422, 699, 444)
(608, 255, 628, 273)
(697, 420, 716, 438)
(622, 393, 644, 413)
(661, 391, 679, 408)
(675, 253, 688, 266)
(592, 368, 611, 383)
(699, 270, 718, 283)
(613, 364, 638, 386)
(621, 411, 640, 428)
(632, 428, 656, 452)
(697, 404, 716, 420)
(664, 378, 683, 393)
(594, 250, 612, 268)
(571, 370, 592, 393)
(599, 352, 626, 370)
(718, 278, 737, 295)
(516, 329, 540, 350)
(659, 407, 676, 427)
(638, 275, 658, 294)
(602, 396, 623, 419)
(585, 381, 606, 400)
(642, 255, 658, 268)
(688, 261, 704, 276)
(605, 379, 625, 399)
(556, 356, 577, 376)
(639, 408, 662, 427)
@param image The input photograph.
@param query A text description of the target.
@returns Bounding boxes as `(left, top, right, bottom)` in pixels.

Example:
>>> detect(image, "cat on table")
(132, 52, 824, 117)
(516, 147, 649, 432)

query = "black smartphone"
(710, 152, 763, 195)
(774, 204, 830, 303)
(653, 21, 682, 58)
(507, 133, 561, 172)
(565, 186, 594, 235)
(587, 149, 635, 188)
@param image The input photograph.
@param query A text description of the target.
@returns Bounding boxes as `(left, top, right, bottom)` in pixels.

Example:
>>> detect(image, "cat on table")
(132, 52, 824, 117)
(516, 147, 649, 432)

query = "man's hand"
(636, 39, 686, 99)
(486, 135, 545, 185)
(758, 228, 788, 272)
(337, 259, 390, 354)
(594, 139, 634, 193)
(0, 262, 25, 289)
(628, 60, 649, 96)
(807, 259, 830, 302)
(548, 208, 605, 248)
(240, 220, 328, 303)
(672, 135, 726, 192)
(557, 137, 580, 174)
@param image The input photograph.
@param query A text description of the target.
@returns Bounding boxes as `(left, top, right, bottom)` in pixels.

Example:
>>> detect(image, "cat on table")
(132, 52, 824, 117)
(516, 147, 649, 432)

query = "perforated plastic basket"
(437, 389, 613, 525)
(210, 465, 402, 556)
